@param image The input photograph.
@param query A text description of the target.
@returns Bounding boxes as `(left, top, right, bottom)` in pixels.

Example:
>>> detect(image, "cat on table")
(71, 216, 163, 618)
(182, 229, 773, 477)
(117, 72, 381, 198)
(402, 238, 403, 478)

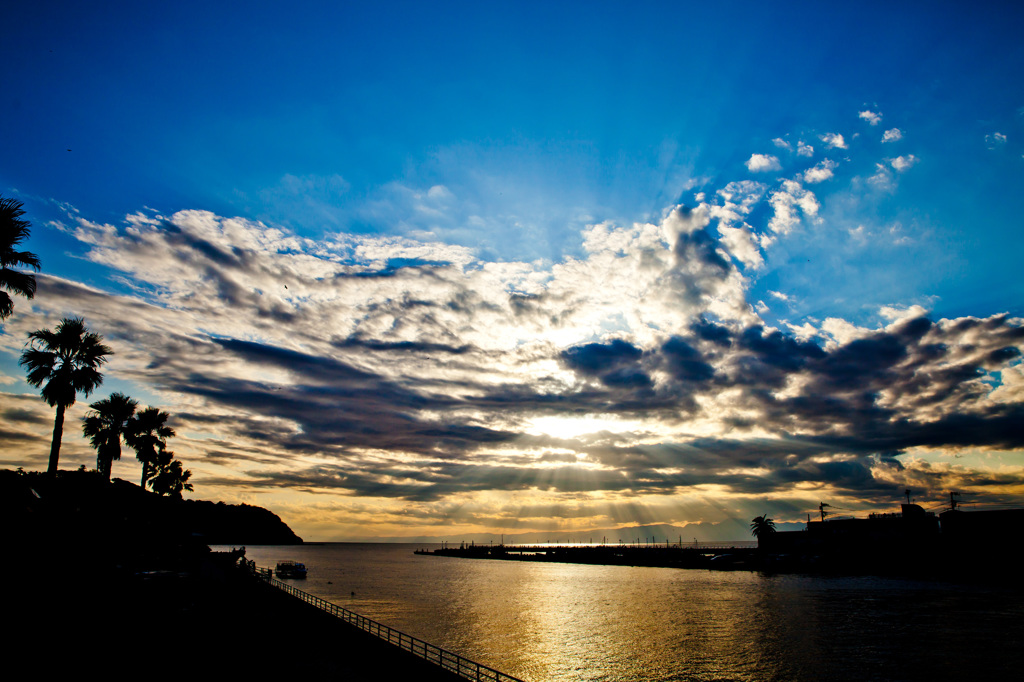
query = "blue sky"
(2, 2, 1023, 540)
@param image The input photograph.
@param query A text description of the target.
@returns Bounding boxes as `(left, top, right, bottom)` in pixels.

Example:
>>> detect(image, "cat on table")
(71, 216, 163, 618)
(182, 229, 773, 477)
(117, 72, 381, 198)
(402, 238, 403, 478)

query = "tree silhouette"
(149, 456, 193, 498)
(750, 514, 777, 539)
(0, 195, 41, 320)
(82, 392, 138, 481)
(20, 318, 112, 475)
(126, 406, 175, 488)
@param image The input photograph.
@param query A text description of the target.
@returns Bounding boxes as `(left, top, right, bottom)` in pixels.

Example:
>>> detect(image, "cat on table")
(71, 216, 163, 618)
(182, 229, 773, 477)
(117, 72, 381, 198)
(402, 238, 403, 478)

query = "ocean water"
(217, 543, 1024, 681)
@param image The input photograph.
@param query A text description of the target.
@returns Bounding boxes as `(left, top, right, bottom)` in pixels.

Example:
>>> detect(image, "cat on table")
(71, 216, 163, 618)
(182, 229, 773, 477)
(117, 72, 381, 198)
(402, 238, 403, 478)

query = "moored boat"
(275, 560, 307, 578)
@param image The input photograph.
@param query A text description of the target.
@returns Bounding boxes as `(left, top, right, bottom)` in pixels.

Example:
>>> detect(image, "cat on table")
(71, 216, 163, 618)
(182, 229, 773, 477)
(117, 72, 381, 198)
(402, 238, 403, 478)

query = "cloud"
(560, 339, 651, 389)
(768, 180, 820, 234)
(986, 132, 1008, 148)
(25, 219, 1012, 482)
(797, 142, 814, 157)
(868, 163, 894, 188)
(882, 128, 903, 143)
(859, 110, 882, 125)
(890, 155, 919, 172)
(820, 133, 848, 149)
(878, 304, 929, 323)
(707, 181, 768, 269)
(746, 154, 782, 172)
(802, 159, 838, 184)
(714, 181, 767, 217)
(867, 155, 917, 189)
(5, 118, 1024, 539)
(716, 224, 764, 269)
(772, 138, 791, 150)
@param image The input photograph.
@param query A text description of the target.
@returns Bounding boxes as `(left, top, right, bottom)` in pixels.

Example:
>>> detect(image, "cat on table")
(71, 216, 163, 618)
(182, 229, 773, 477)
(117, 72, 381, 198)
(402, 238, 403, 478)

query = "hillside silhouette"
(2, 468, 300, 576)
(2, 469, 473, 681)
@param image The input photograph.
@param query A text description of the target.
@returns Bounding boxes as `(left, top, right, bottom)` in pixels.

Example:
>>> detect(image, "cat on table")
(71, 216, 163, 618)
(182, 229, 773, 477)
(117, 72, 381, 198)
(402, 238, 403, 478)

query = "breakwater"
(416, 543, 758, 569)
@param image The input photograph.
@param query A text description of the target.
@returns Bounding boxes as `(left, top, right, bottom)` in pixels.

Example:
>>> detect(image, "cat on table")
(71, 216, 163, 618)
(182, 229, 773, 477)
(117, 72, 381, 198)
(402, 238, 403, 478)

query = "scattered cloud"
(746, 154, 782, 172)
(867, 155, 918, 189)
(768, 180, 820, 234)
(879, 304, 929, 323)
(848, 225, 869, 244)
(859, 110, 882, 125)
(820, 132, 848, 149)
(802, 159, 839, 184)
(868, 163, 894, 188)
(797, 141, 814, 157)
(890, 155, 919, 172)
(883, 128, 903, 143)
(986, 132, 1008, 149)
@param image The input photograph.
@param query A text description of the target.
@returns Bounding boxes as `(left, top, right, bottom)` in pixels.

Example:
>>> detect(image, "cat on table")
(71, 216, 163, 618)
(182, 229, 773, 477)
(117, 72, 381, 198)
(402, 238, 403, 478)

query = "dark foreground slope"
(3, 469, 463, 680)
(9, 559, 464, 680)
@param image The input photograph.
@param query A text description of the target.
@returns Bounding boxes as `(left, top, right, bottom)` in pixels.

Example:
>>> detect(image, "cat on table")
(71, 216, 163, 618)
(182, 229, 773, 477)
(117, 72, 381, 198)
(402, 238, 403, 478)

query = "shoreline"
(10, 550, 467, 680)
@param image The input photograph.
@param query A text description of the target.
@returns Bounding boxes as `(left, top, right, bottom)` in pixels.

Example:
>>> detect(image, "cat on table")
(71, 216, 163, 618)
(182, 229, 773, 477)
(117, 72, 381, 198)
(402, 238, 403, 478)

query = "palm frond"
(2, 247, 41, 270)
(0, 267, 37, 297)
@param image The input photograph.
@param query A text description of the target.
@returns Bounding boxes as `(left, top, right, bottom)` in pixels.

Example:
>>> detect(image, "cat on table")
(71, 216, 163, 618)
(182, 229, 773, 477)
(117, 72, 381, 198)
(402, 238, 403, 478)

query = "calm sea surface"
(216, 543, 1024, 681)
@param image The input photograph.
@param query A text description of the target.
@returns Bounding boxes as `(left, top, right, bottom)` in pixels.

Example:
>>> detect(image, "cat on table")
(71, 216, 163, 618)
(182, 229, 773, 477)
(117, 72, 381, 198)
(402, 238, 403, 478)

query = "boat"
(274, 561, 307, 578)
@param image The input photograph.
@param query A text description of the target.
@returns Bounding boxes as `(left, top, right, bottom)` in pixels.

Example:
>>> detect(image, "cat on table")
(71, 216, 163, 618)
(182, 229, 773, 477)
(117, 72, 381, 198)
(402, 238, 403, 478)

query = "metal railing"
(250, 565, 523, 682)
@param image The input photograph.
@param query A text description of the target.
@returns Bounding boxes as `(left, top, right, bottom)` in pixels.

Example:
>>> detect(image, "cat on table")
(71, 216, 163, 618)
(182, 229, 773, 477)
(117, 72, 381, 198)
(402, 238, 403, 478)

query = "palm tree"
(1, 195, 41, 320)
(126, 406, 175, 488)
(82, 392, 138, 481)
(20, 317, 113, 475)
(750, 514, 777, 539)
(149, 456, 193, 498)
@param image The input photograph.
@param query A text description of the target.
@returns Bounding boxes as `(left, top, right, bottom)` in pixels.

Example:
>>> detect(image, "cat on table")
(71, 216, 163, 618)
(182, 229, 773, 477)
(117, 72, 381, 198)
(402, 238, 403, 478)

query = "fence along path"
(251, 565, 524, 682)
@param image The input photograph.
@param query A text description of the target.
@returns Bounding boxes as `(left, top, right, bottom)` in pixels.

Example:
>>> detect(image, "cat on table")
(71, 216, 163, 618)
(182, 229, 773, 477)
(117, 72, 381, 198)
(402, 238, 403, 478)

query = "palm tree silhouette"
(20, 317, 112, 475)
(750, 514, 777, 539)
(82, 392, 138, 481)
(127, 406, 175, 489)
(149, 457, 193, 498)
(1, 195, 41, 320)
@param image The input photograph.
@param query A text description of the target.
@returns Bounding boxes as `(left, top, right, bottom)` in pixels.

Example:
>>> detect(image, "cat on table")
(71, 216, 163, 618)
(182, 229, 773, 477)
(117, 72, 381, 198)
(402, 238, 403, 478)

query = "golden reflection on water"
(233, 545, 1024, 682)
(472, 562, 778, 681)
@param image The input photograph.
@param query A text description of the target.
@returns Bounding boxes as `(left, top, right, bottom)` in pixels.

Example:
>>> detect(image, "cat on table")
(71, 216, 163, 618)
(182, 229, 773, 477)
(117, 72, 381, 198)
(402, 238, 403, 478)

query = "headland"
(2, 468, 463, 680)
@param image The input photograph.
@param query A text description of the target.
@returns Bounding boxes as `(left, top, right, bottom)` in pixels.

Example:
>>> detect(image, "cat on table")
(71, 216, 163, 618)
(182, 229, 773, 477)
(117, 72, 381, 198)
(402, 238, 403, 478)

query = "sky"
(2, 1, 1024, 541)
